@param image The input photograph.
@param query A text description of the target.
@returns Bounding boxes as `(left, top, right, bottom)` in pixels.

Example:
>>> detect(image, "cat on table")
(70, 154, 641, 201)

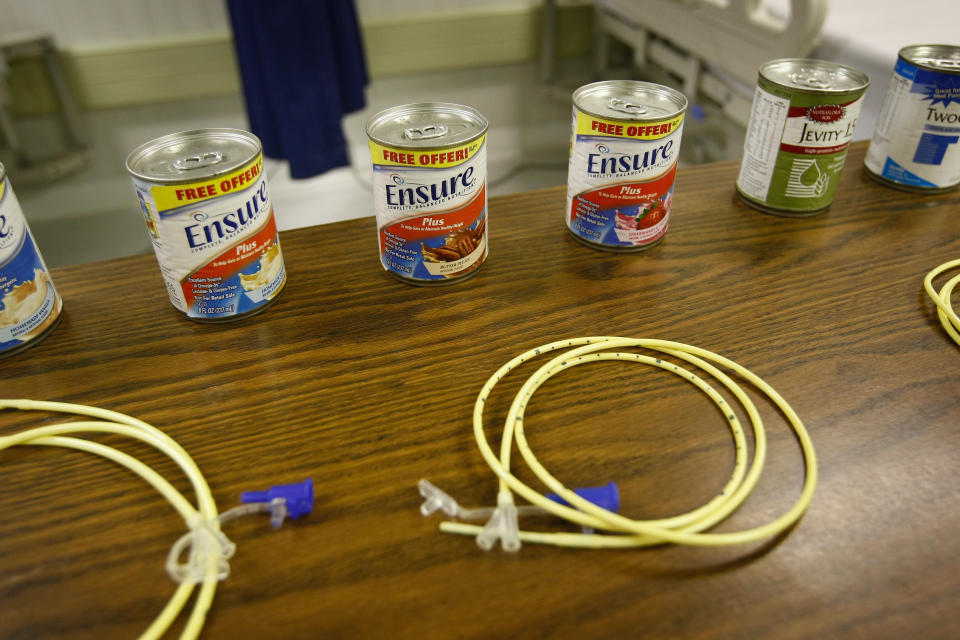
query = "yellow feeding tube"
(430, 337, 818, 551)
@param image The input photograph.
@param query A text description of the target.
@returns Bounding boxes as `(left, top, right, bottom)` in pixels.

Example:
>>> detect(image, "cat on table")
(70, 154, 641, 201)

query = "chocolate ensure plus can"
(567, 81, 687, 251)
(0, 163, 63, 358)
(366, 103, 488, 285)
(125, 129, 286, 322)
(737, 59, 869, 215)
(865, 45, 960, 192)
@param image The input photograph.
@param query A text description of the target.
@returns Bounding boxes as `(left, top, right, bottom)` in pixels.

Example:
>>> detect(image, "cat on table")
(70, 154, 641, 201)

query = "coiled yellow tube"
(438, 337, 817, 549)
(0, 399, 221, 640)
(924, 258, 960, 346)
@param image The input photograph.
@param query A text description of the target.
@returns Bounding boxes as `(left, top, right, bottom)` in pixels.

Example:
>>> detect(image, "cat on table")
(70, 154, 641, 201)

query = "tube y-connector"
(476, 491, 520, 552)
(418, 479, 461, 517)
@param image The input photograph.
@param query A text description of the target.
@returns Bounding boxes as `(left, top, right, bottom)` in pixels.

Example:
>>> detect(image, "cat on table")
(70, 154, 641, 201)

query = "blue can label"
(0, 177, 62, 353)
(865, 57, 960, 189)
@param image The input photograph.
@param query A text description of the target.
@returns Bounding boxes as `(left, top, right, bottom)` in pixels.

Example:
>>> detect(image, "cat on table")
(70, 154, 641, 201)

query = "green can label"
(737, 78, 866, 213)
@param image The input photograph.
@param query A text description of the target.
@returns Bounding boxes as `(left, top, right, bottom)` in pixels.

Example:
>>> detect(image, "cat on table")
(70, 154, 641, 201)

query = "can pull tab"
(404, 124, 448, 140)
(607, 98, 649, 116)
(932, 58, 960, 70)
(172, 151, 224, 171)
(789, 71, 831, 90)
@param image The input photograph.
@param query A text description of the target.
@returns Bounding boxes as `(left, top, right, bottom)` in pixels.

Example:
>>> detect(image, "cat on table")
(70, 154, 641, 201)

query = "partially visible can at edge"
(566, 80, 687, 251)
(737, 58, 869, 215)
(865, 44, 960, 193)
(366, 103, 488, 285)
(0, 162, 63, 359)
(125, 129, 286, 322)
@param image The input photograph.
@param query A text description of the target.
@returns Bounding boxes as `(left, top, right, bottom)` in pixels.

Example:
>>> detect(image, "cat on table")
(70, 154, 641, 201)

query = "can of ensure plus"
(0, 163, 63, 358)
(865, 45, 960, 193)
(567, 81, 687, 251)
(736, 59, 869, 215)
(125, 129, 286, 322)
(366, 103, 488, 285)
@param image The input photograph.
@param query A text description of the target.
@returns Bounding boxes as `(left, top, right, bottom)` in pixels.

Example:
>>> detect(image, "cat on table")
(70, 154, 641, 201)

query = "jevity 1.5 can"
(737, 58, 869, 215)
(125, 129, 286, 321)
(0, 162, 63, 358)
(865, 44, 960, 192)
(566, 80, 687, 251)
(366, 103, 488, 285)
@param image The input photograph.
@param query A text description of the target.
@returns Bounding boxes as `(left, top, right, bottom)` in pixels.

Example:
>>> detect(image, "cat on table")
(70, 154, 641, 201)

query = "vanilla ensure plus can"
(737, 59, 869, 215)
(125, 129, 286, 321)
(567, 81, 687, 251)
(366, 103, 488, 284)
(865, 45, 960, 192)
(0, 163, 63, 358)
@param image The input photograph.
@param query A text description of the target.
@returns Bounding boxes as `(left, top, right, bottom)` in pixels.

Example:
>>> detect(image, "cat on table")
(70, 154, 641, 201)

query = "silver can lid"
(125, 128, 262, 184)
(760, 58, 870, 94)
(573, 80, 687, 120)
(366, 103, 488, 149)
(901, 44, 960, 74)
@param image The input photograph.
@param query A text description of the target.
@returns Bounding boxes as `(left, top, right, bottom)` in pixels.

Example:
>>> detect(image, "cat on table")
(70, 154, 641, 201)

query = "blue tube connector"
(546, 482, 619, 513)
(241, 478, 315, 519)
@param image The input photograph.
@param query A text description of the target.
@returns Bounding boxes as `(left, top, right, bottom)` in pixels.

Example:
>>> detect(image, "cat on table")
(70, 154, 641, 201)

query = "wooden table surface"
(2, 142, 958, 639)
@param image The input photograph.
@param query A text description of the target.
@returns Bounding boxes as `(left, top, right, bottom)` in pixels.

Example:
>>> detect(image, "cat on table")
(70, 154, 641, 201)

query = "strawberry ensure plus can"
(566, 81, 687, 251)
(737, 59, 869, 215)
(865, 45, 960, 193)
(366, 103, 488, 285)
(125, 129, 286, 322)
(0, 162, 63, 358)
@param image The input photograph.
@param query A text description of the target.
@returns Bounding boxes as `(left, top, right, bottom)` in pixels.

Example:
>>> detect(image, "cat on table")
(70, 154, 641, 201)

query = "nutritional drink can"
(567, 80, 687, 251)
(366, 103, 488, 285)
(865, 44, 960, 192)
(125, 129, 286, 321)
(0, 162, 63, 358)
(737, 59, 869, 215)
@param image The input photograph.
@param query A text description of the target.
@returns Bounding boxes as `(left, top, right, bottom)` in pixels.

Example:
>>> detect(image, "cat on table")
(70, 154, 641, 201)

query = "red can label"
(369, 136, 487, 282)
(566, 109, 684, 249)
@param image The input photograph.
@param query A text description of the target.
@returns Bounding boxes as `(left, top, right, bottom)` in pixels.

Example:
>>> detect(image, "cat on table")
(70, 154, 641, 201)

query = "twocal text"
(927, 108, 960, 124)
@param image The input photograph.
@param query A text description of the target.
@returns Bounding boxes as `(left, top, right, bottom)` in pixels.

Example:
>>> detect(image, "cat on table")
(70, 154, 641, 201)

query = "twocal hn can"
(865, 44, 960, 193)
(567, 80, 687, 252)
(0, 162, 64, 358)
(125, 129, 286, 322)
(736, 58, 869, 216)
(366, 103, 488, 285)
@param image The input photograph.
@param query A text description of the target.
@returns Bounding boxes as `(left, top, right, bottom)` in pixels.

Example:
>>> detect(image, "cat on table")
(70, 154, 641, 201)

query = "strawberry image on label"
(568, 164, 678, 248)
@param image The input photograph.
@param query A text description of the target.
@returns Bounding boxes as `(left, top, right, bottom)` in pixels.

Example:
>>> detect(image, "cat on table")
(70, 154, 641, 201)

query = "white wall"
(0, 0, 229, 48)
(0, 0, 541, 49)
(356, 0, 539, 19)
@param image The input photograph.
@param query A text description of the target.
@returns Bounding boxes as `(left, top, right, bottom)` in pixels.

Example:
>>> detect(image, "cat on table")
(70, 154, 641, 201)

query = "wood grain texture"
(2, 142, 958, 639)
